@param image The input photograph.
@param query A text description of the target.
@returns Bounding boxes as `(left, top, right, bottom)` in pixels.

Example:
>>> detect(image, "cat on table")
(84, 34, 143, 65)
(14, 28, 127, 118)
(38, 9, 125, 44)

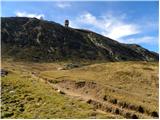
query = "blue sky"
(1, 1, 159, 52)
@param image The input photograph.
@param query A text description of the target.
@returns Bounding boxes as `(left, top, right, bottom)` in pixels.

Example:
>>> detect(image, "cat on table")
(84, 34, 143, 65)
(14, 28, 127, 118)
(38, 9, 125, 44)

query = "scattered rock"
(19, 108, 25, 112)
(75, 81, 85, 88)
(9, 91, 15, 94)
(1, 69, 8, 77)
(57, 89, 65, 94)
(112, 108, 119, 114)
(131, 114, 138, 119)
(31, 72, 37, 74)
(86, 99, 92, 104)
(57, 67, 64, 70)
(103, 95, 107, 101)
(36, 103, 40, 106)
(48, 79, 58, 84)
(123, 112, 138, 119)
(118, 101, 128, 108)
(128, 104, 137, 110)
(64, 63, 81, 70)
(151, 111, 159, 117)
(109, 98, 117, 104)
(37, 97, 42, 102)
(138, 106, 144, 113)
(87, 82, 97, 89)
(95, 103, 102, 109)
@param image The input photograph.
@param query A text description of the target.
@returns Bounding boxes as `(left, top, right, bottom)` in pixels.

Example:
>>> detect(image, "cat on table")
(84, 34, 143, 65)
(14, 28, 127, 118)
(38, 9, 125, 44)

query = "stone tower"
(64, 20, 69, 27)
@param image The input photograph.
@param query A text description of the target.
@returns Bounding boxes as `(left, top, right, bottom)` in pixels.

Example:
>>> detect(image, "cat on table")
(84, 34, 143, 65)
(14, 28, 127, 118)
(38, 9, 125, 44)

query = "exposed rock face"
(1, 17, 159, 62)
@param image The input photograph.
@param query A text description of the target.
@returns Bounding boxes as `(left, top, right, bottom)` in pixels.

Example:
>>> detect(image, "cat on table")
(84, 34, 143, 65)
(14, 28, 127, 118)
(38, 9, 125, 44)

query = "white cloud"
(122, 36, 157, 44)
(15, 11, 44, 19)
(104, 24, 140, 40)
(70, 12, 158, 45)
(69, 21, 79, 28)
(74, 12, 140, 41)
(77, 12, 107, 30)
(56, 2, 71, 8)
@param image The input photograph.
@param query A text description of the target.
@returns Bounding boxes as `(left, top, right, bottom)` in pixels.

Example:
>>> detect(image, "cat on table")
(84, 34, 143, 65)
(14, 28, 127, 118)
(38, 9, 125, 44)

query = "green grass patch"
(1, 70, 116, 118)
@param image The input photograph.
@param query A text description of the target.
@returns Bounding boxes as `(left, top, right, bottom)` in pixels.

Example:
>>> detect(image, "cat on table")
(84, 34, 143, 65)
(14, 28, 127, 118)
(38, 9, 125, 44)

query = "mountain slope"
(1, 17, 158, 61)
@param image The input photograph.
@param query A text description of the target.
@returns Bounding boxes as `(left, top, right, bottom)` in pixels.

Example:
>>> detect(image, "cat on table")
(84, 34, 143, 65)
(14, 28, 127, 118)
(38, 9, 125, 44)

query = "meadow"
(1, 59, 159, 118)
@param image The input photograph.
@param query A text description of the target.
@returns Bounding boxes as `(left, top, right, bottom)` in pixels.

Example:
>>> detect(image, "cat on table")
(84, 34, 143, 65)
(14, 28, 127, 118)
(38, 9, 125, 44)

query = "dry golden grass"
(39, 61, 158, 112)
(2, 60, 159, 118)
(2, 60, 124, 119)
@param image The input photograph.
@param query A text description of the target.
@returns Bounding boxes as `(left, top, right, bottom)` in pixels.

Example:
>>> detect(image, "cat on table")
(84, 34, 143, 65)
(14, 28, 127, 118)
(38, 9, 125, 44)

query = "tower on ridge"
(64, 20, 69, 27)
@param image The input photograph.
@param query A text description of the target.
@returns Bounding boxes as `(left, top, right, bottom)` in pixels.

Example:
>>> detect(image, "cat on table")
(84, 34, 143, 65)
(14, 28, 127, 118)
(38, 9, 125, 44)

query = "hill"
(1, 17, 159, 119)
(1, 17, 158, 62)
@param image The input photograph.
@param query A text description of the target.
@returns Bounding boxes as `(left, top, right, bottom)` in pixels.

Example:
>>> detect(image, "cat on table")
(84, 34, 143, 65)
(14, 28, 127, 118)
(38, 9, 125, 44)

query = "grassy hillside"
(40, 61, 159, 114)
(1, 60, 123, 119)
(1, 59, 159, 118)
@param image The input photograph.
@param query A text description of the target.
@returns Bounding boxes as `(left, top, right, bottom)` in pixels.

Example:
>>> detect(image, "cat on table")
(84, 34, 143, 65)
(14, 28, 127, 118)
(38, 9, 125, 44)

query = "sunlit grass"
(40, 61, 158, 112)
(1, 65, 122, 118)
(1, 60, 158, 118)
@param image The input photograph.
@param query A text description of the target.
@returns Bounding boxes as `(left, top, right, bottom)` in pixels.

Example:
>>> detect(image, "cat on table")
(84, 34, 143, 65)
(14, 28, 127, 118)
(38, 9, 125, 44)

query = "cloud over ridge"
(70, 12, 157, 45)
(15, 11, 44, 19)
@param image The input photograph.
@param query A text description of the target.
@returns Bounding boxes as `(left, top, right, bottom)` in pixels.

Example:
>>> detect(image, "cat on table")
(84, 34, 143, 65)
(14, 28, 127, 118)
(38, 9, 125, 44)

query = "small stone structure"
(64, 20, 69, 27)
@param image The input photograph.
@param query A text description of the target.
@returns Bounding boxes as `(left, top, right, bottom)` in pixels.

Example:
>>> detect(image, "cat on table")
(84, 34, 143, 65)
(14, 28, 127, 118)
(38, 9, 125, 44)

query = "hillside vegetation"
(1, 17, 158, 62)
